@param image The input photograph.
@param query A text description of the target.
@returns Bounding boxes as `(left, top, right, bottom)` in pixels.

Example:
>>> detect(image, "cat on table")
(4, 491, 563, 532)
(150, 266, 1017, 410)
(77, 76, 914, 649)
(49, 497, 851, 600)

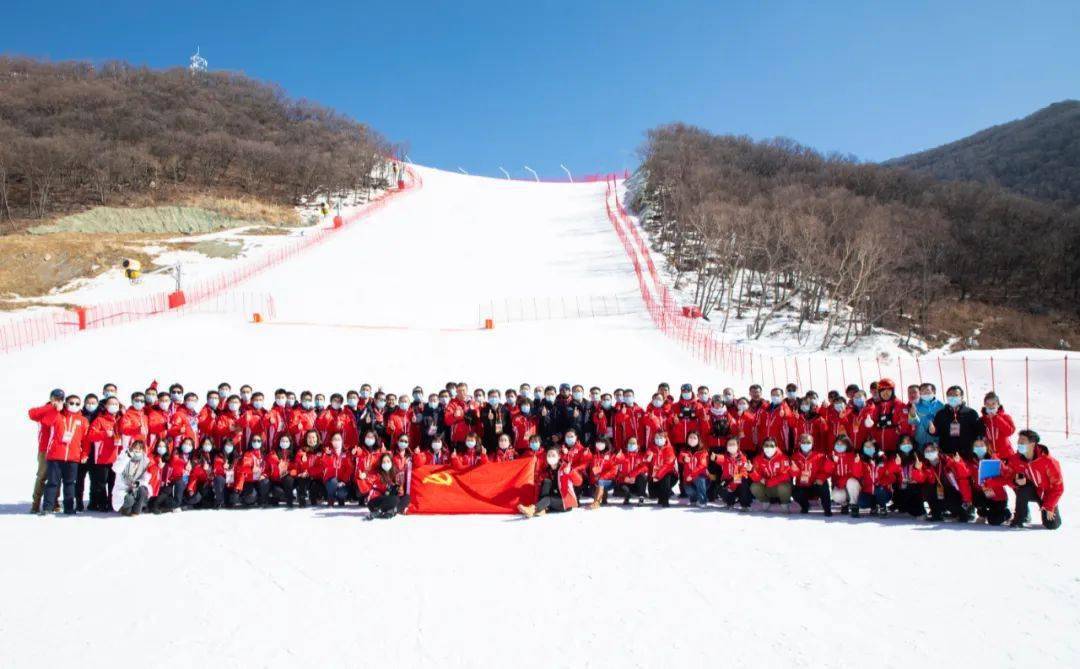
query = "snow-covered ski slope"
(0, 165, 1076, 668)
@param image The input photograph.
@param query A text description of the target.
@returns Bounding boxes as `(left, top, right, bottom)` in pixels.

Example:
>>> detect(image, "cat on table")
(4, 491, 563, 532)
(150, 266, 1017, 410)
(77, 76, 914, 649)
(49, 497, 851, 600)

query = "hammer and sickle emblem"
(422, 472, 454, 486)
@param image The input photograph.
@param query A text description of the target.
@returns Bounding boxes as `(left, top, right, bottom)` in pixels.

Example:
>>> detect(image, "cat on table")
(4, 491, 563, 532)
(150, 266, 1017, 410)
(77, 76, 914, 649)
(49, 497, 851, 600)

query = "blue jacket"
(908, 397, 943, 446)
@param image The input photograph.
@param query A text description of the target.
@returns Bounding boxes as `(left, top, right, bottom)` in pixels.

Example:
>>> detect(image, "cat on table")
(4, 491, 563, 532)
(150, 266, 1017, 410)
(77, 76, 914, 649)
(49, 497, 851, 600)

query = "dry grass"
(919, 298, 1076, 350)
(0, 233, 159, 300)
(181, 194, 301, 226)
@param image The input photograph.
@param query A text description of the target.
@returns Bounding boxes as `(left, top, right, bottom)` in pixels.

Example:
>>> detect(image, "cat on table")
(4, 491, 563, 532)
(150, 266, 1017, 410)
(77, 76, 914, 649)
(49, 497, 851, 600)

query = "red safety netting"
(603, 175, 1077, 439)
(0, 166, 422, 355)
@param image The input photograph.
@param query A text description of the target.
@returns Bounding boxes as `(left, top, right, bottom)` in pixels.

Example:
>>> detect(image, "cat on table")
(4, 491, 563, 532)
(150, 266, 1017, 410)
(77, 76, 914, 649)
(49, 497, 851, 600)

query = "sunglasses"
(67, 402, 82, 408)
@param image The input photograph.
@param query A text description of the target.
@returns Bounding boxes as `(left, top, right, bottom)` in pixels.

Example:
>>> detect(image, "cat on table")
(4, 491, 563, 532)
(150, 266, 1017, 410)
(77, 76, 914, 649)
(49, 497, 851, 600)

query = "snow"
(0, 165, 1076, 668)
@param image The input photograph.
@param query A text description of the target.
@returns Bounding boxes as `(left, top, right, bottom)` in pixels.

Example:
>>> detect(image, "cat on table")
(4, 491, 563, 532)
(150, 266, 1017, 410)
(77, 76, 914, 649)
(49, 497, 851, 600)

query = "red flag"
(408, 457, 538, 515)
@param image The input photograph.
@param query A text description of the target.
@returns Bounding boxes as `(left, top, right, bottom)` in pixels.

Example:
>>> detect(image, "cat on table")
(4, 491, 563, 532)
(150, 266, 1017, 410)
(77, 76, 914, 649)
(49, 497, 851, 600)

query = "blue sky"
(3, 0, 1077, 179)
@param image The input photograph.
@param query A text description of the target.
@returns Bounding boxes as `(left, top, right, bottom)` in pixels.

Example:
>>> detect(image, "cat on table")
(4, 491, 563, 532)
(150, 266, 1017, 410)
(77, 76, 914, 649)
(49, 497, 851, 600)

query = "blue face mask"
(947, 396, 962, 408)
(899, 443, 913, 454)
(853, 398, 866, 409)
(572, 391, 583, 401)
(973, 445, 988, 459)
(301, 400, 313, 410)
(771, 396, 782, 406)
(489, 397, 500, 406)
(862, 445, 875, 457)
(835, 443, 848, 453)
(522, 405, 532, 415)
(529, 441, 541, 452)
(602, 400, 612, 409)
(627, 443, 639, 453)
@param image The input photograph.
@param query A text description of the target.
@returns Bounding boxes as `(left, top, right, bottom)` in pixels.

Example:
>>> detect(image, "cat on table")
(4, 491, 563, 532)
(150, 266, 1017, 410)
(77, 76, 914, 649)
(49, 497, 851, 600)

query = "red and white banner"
(408, 457, 538, 515)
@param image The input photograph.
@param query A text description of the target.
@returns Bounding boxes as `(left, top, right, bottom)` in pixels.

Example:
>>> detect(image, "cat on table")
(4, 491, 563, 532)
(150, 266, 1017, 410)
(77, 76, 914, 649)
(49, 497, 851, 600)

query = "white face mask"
(925, 450, 939, 462)
(596, 442, 607, 452)
(652, 399, 664, 408)
(181, 443, 193, 454)
(565, 435, 577, 446)
(546, 455, 560, 467)
(431, 442, 443, 452)
(207, 397, 220, 409)
(251, 441, 262, 450)
(252, 400, 264, 410)
(224, 445, 234, 454)
(280, 441, 291, 449)
(799, 442, 813, 453)
(364, 437, 376, 447)
(687, 439, 699, 448)
(228, 403, 240, 413)
(130, 451, 144, 461)
(381, 461, 392, 472)
(466, 440, 477, 449)
(397, 441, 409, 450)
(332, 442, 343, 452)
(726, 444, 739, 455)
(275, 398, 287, 407)
(184, 401, 197, 411)
(106, 404, 120, 415)
(627, 443, 638, 453)
(763, 446, 777, 458)
(201, 444, 213, 453)
(156, 445, 167, 456)
(654, 437, 666, 447)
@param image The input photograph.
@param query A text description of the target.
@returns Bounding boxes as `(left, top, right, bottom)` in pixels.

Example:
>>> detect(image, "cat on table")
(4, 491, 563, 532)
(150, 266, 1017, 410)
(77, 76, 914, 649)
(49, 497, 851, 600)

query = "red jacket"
(750, 451, 792, 487)
(315, 408, 359, 448)
(287, 409, 318, 444)
(921, 456, 973, 504)
(162, 453, 193, 486)
(119, 407, 150, 449)
(589, 450, 620, 482)
(537, 462, 582, 510)
(145, 406, 170, 451)
(792, 412, 830, 453)
(981, 410, 1016, 458)
(669, 400, 704, 444)
(712, 451, 751, 491)
(492, 447, 518, 463)
(443, 398, 478, 444)
(87, 413, 124, 465)
(755, 403, 797, 452)
(837, 407, 866, 450)
(450, 449, 488, 469)
(412, 449, 452, 468)
(1019, 445, 1064, 511)
(820, 406, 846, 449)
(354, 449, 382, 494)
(641, 407, 671, 450)
(646, 443, 677, 480)
(28, 403, 59, 454)
(238, 408, 270, 447)
(167, 407, 199, 449)
(266, 406, 289, 446)
(39, 407, 90, 462)
(290, 450, 315, 478)
(212, 410, 244, 447)
(592, 407, 616, 443)
(197, 405, 218, 438)
(861, 398, 910, 453)
(317, 450, 354, 483)
(791, 450, 833, 487)
(185, 455, 225, 494)
(387, 409, 411, 444)
(368, 469, 408, 500)
(233, 450, 267, 490)
(512, 413, 539, 451)
(616, 450, 650, 482)
(678, 449, 709, 482)
(613, 405, 645, 451)
(853, 456, 902, 492)
(700, 411, 735, 448)
(733, 409, 758, 454)
(829, 450, 859, 487)
(266, 451, 291, 482)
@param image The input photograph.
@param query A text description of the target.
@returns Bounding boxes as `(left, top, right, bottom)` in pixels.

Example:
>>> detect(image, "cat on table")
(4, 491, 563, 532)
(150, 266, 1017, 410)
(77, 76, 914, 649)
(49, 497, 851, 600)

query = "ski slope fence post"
(603, 172, 1076, 439)
(0, 165, 421, 355)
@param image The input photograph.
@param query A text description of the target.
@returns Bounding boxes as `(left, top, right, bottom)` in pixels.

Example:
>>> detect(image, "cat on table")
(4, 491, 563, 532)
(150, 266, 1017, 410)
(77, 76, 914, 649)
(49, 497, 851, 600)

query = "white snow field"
(0, 165, 1076, 668)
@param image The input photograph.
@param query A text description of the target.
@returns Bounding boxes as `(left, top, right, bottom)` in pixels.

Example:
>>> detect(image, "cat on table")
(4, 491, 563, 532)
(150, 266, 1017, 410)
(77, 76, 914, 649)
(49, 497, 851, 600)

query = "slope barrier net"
(0, 166, 422, 354)
(603, 175, 1076, 439)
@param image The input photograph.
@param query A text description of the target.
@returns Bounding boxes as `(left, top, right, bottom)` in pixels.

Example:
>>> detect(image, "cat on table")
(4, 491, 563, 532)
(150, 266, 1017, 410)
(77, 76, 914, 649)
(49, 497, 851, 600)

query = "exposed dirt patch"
(0, 233, 159, 300)
(166, 239, 245, 259)
(918, 298, 1076, 350)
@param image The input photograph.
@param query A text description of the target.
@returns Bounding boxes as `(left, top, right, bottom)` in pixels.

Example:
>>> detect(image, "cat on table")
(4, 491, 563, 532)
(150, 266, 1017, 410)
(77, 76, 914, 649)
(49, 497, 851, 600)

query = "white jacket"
(111, 451, 151, 511)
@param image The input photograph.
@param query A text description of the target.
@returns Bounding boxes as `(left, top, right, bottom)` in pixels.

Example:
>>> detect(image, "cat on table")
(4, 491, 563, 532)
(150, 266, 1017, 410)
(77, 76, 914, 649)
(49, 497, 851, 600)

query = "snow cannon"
(122, 258, 142, 283)
(484, 318, 494, 330)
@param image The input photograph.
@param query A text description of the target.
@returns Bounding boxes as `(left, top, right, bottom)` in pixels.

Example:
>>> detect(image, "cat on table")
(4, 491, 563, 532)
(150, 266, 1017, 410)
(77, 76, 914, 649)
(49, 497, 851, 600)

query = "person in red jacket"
(828, 435, 860, 513)
(678, 432, 710, 506)
(755, 389, 797, 453)
(167, 393, 200, 451)
(980, 392, 1016, 458)
(859, 378, 910, 454)
(28, 388, 68, 513)
(749, 438, 793, 510)
(160, 437, 195, 509)
(492, 433, 517, 462)
(185, 437, 226, 509)
(615, 437, 650, 504)
(145, 393, 172, 453)
(792, 400, 829, 453)
(38, 394, 91, 515)
(238, 392, 270, 447)
(320, 433, 355, 506)
(267, 434, 295, 506)
(213, 396, 244, 447)
(288, 392, 318, 444)
(368, 452, 410, 519)
(712, 438, 753, 510)
(791, 434, 833, 515)
(587, 438, 619, 508)
(231, 437, 270, 507)
(291, 430, 320, 508)
(315, 394, 359, 448)
(613, 392, 645, 451)
(647, 430, 677, 507)
(512, 399, 540, 452)
(451, 433, 488, 469)
(198, 391, 221, 438)
(1010, 430, 1064, 530)
(919, 442, 973, 522)
(518, 448, 582, 517)
(966, 437, 1011, 525)
(413, 437, 452, 468)
(732, 399, 758, 456)
(850, 439, 900, 518)
(891, 436, 926, 517)
(669, 387, 704, 448)
(85, 395, 124, 511)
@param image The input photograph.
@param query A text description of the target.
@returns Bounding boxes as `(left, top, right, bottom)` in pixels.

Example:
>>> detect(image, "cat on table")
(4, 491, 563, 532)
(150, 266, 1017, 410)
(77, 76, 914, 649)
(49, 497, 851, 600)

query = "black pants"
(615, 474, 648, 502)
(718, 479, 753, 508)
(972, 488, 1010, 525)
(792, 483, 832, 515)
(648, 473, 676, 506)
(368, 493, 410, 518)
(148, 488, 179, 514)
(1014, 482, 1062, 530)
(75, 460, 92, 511)
(43, 461, 79, 514)
(294, 477, 312, 507)
(185, 476, 226, 509)
(87, 463, 112, 511)
(922, 482, 967, 520)
(270, 476, 296, 506)
(308, 479, 326, 505)
(230, 479, 270, 507)
(891, 485, 925, 517)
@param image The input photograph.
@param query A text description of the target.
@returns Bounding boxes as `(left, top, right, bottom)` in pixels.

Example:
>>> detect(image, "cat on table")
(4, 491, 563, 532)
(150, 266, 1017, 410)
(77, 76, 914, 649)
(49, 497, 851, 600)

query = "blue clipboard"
(978, 459, 1002, 486)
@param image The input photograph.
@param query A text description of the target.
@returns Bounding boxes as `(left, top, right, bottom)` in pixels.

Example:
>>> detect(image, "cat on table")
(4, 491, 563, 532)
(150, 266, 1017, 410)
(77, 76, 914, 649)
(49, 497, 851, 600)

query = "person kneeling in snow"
(518, 448, 582, 517)
(749, 439, 793, 511)
(112, 440, 151, 516)
(367, 453, 409, 519)
(1010, 430, 1064, 530)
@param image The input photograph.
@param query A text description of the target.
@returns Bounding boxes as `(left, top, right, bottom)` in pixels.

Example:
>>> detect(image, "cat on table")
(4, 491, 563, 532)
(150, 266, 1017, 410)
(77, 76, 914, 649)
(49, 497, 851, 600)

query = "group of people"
(27, 377, 1065, 528)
